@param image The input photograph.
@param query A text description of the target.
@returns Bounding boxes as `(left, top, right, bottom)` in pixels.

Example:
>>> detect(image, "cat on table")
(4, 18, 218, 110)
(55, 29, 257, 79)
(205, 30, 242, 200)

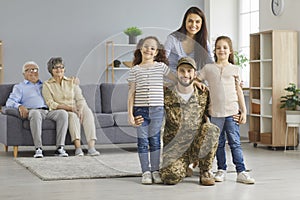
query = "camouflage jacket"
(162, 85, 210, 165)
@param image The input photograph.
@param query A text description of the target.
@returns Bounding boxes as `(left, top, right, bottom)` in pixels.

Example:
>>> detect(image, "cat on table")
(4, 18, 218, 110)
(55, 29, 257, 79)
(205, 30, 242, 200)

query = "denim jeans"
(133, 106, 164, 173)
(210, 116, 246, 173)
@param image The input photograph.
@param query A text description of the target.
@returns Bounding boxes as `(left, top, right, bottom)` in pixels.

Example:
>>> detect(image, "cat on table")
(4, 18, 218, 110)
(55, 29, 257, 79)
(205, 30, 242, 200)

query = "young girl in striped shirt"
(128, 36, 177, 185)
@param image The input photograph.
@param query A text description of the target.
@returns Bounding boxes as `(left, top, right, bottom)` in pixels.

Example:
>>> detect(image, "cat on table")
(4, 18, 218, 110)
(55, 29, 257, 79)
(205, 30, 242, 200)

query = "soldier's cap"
(177, 57, 197, 70)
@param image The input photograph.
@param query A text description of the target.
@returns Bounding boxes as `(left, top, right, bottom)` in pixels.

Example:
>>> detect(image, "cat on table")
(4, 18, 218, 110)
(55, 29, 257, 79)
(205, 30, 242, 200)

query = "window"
(238, 0, 259, 88)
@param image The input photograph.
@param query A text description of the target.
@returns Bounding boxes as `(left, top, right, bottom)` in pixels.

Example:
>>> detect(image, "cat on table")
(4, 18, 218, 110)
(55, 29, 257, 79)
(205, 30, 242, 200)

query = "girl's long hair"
(214, 36, 234, 64)
(132, 36, 169, 66)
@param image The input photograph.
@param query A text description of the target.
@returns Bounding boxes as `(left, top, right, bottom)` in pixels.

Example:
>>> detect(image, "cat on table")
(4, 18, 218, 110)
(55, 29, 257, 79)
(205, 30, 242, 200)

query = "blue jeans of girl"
(133, 106, 164, 173)
(210, 116, 246, 173)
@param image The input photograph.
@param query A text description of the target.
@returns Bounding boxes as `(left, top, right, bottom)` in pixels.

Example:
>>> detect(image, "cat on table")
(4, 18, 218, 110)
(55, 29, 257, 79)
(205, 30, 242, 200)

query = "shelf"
(111, 43, 136, 47)
(107, 67, 130, 71)
(248, 30, 298, 147)
(105, 41, 135, 83)
(261, 115, 272, 118)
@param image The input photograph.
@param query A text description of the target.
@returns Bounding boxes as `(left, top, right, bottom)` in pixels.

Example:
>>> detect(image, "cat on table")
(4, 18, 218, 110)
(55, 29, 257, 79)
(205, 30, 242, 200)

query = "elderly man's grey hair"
(22, 61, 39, 73)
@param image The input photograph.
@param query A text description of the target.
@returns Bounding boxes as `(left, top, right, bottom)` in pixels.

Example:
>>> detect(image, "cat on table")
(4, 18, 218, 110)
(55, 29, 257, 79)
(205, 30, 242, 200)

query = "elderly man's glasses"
(52, 65, 65, 69)
(25, 68, 39, 73)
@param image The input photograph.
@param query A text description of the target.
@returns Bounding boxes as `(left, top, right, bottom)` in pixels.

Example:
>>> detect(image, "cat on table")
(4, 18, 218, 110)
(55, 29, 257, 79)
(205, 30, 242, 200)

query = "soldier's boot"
(199, 170, 215, 186)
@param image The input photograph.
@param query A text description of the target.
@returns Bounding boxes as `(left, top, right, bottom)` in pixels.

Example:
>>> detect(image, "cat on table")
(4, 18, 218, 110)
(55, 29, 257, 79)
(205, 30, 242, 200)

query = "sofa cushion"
(113, 112, 131, 127)
(80, 84, 101, 113)
(23, 119, 56, 130)
(100, 83, 129, 113)
(0, 84, 14, 107)
(95, 113, 114, 128)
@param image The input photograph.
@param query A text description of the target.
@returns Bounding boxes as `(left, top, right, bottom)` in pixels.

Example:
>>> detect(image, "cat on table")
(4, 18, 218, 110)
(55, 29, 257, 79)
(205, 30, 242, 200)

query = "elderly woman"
(42, 57, 100, 156)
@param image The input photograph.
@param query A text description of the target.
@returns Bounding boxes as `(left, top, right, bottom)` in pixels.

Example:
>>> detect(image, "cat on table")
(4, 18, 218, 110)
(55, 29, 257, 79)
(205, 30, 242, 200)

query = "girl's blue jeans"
(133, 106, 164, 173)
(210, 116, 246, 173)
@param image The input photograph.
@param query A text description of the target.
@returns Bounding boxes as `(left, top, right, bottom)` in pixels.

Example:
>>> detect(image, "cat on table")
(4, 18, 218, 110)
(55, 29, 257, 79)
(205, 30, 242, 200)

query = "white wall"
(205, 0, 238, 50)
(259, 0, 300, 85)
(0, 0, 203, 84)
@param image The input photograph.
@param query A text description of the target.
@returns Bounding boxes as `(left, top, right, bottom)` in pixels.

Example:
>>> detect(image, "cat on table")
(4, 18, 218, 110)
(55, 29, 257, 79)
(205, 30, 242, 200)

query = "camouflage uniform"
(160, 86, 220, 185)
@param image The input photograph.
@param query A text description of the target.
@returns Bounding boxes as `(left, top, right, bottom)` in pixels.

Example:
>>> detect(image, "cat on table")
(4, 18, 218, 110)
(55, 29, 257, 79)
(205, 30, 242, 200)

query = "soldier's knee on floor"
(161, 173, 183, 185)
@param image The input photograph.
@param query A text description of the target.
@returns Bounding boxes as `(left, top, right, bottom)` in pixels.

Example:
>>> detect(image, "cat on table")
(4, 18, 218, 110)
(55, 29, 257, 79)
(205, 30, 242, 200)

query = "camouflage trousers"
(160, 122, 220, 185)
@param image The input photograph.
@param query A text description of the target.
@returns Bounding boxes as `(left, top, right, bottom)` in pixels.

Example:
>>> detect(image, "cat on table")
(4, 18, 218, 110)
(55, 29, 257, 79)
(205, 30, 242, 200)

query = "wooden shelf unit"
(105, 41, 135, 83)
(248, 30, 298, 148)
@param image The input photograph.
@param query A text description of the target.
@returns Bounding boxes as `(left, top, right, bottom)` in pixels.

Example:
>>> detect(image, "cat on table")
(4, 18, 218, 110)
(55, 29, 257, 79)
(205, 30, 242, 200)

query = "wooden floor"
(0, 143, 300, 200)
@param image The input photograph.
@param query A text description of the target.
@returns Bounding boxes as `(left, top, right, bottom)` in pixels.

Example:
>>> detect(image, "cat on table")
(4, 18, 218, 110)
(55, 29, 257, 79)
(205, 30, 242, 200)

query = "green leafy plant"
(280, 83, 300, 110)
(123, 26, 142, 36)
(234, 51, 248, 68)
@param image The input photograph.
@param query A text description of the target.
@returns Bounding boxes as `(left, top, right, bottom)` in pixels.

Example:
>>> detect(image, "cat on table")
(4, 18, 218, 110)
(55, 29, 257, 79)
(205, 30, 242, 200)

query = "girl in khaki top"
(42, 57, 100, 156)
(198, 36, 255, 184)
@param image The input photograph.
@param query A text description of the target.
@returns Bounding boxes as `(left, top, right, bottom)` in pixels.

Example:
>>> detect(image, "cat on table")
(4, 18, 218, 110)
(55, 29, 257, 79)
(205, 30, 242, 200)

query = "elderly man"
(6, 61, 69, 158)
(160, 57, 220, 186)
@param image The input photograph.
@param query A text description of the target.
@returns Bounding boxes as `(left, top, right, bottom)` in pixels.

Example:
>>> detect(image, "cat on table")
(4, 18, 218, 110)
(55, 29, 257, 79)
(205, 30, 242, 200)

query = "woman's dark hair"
(47, 57, 63, 75)
(214, 36, 234, 64)
(132, 36, 169, 66)
(172, 6, 209, 69)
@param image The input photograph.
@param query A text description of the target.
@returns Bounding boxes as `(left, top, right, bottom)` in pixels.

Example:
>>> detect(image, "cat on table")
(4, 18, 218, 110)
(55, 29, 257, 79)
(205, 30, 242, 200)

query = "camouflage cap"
(177, 57, 197, 70)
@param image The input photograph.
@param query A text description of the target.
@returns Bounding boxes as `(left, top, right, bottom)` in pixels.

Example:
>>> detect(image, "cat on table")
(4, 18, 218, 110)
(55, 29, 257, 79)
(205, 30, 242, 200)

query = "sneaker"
(186, 165, 194, 177)
(33, 148, 43, 158)
(237, 171, 255, 184)
(87, 147, 100, 156)
(142, 171, 152, 185)
(55, 147, 68, 157)
(152, 171, 163, 184)
(200, 171, 215, 186)
(214, 169, 226, 182)
(75, 148, 84, 156)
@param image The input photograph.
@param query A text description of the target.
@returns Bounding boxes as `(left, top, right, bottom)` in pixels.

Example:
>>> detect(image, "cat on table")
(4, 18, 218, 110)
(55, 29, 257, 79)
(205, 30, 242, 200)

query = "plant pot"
(286, 110, 300, 124)
(128, 35, 137, 44)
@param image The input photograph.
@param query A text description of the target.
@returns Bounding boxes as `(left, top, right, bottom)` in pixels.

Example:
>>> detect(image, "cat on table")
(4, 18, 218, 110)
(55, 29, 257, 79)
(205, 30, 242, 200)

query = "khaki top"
(42, 76, 86, 111)
(198, 63, 241, 117)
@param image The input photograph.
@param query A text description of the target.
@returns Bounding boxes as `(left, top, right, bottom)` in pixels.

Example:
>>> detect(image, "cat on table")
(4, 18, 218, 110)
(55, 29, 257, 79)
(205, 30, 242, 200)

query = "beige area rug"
(15, 149, 142, 181)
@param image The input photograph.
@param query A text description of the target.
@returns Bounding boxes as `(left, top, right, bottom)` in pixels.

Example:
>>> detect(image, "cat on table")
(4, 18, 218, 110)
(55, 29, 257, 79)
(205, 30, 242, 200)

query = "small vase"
(128, 35, 137, 44)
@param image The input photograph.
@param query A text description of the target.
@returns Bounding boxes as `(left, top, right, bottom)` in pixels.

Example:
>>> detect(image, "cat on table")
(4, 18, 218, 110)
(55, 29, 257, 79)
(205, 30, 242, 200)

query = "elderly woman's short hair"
(47, 57, 63, 75)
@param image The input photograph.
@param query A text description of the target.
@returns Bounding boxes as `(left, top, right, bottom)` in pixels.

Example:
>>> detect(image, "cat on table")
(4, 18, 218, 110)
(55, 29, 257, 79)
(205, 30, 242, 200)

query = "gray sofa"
(0, 83, 137, 157)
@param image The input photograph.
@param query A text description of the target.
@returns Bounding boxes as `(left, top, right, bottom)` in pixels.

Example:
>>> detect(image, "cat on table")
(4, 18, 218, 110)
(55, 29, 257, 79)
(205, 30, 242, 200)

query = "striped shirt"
(128, 62, 170, 107)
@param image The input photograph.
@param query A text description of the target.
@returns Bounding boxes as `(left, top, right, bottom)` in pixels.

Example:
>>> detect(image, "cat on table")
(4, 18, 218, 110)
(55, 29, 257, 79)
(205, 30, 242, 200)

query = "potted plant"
(234, 51, 248, 68)
(280, 83, 300, 123)
(123, 26, 142, 44)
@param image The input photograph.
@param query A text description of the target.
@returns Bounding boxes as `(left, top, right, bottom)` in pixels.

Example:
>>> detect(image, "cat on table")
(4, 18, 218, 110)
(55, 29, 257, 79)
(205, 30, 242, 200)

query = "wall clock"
(271, 0, 284, 16)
